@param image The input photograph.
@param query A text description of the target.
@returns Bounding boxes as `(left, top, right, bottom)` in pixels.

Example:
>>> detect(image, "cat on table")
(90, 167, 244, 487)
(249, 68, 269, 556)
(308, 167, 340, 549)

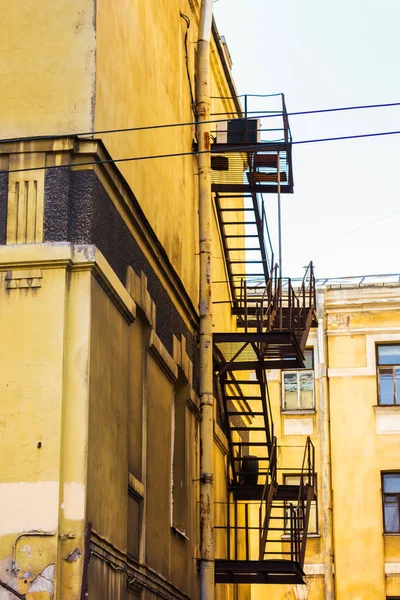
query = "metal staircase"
(214, 263, 317, 372)
(212, 94, 317, 586)
(214, 434, 316, 584)
(214, 191, 274, 306)
(216, 365, 273, 500)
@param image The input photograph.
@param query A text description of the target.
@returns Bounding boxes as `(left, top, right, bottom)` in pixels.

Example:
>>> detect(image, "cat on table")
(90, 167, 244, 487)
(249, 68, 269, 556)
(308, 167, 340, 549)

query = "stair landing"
(215, 559, 305, 584)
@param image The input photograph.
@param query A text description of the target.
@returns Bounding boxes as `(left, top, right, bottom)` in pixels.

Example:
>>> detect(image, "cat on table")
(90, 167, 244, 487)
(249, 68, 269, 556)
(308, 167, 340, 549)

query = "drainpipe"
(317, 291, 335, 599)
(197, 2, 214, 600)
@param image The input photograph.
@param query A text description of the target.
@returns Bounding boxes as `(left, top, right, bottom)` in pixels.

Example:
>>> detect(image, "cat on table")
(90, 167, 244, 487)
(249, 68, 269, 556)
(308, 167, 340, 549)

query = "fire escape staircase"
(213, 274, 317, 584)
(212, 95, 317, 585)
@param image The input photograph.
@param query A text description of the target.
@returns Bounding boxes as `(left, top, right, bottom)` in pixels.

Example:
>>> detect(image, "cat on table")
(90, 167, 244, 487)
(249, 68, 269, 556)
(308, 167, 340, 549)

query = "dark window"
(127, 489, 141, 559)
(282, 349, 315, 410)
(382, 472, 400, 533)
(377, 345, 400, 405)
(171, 379, 189, 534)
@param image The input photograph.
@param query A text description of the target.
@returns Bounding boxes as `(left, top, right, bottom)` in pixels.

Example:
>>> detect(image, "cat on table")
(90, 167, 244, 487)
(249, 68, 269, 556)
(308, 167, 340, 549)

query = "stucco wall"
(0, 0, 96, 139)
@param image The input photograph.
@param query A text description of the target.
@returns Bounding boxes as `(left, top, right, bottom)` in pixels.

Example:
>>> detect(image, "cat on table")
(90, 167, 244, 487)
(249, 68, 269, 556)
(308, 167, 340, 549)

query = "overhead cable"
(1, 128, 400, 175)
(1, 101, 400, 144)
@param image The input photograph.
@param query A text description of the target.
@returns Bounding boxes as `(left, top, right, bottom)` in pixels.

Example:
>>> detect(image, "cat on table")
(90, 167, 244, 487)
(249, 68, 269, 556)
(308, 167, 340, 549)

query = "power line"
(1, 128, 400, 176)
(1, 101, 399, 145)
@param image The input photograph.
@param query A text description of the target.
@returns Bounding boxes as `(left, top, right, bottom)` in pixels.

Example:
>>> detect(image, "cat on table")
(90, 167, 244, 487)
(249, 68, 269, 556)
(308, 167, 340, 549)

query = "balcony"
(210, 94, 293, 195)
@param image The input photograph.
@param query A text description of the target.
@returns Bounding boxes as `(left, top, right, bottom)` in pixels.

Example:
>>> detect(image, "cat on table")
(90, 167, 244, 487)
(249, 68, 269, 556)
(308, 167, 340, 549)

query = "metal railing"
(298, 436, 316, 499)
(258, 436, 316, 566)
(235, 262, 316, 351)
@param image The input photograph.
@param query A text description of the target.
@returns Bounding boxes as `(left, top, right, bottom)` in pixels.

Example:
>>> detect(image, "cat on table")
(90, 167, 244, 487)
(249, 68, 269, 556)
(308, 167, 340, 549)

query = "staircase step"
(220, 207, 254, 212)
(228, 247, 260, 251)
(226, 396, 263, 400)
(232, 442, 269, 446)
(225, 234, 259, 238)
(224, 221, 256, 225)
(233, 456, 270, 461)
(227, 411, 265, 416)
(227, 260, 265, 264)
(230, 426, 267, 431)
(225, 380, 259, 385)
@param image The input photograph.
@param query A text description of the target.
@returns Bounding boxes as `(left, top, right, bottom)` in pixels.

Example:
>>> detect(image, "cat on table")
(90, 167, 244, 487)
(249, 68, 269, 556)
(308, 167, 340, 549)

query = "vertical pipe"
(234, 500, 238, 560)
(277, 153, 282, 277)
(197, 3, 214, 600)
(317, 291, 335, 599)
(245, 503, 249, 560)
(227, 493, 231, 559)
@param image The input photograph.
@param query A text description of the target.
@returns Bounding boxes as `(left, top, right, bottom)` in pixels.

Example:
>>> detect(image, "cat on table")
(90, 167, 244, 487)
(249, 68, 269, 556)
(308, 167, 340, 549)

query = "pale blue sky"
(213, 0, 400, 279)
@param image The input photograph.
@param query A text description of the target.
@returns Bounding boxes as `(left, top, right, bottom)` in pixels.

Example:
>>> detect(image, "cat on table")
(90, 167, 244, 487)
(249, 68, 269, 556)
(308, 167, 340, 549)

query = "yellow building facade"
(252, 276, 400, 600)
(0, 2, 244, 599)
(1, 3, 398, 600)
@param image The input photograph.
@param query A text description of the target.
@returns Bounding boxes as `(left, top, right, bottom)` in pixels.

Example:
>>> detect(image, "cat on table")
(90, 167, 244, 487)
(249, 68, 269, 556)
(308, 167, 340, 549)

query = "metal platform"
(215, 559, 305, 584)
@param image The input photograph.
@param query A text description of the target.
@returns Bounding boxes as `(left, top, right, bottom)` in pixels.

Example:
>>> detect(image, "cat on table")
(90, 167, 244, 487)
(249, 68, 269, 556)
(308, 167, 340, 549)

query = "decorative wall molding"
(214, 422, 229, 456)
(186, 389, 201, 420)
(148, 330, 178, 383)
(128, 472, 145, 501)
(7, 152, 45, 244)
(126, 267, 156, 328)
(5, 268, 42, 289)
(173, 334, 193, 387)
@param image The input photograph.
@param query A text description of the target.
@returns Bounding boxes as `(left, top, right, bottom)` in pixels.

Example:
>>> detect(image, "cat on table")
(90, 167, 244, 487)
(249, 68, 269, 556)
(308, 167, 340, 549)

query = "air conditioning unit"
(216, 118, 261, 144)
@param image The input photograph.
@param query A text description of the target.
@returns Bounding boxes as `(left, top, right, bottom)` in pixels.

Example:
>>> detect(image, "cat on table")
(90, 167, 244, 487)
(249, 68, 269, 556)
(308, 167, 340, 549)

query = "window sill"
(281, 533, 320, 540)
(171, 526, 189, 541)
(374, 404, 400, 409)
(281, 409, 316, 415)
(383, 532, 400, 536)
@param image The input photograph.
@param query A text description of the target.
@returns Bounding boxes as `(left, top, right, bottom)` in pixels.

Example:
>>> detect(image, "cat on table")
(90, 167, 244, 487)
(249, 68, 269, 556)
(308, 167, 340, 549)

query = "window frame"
(171, 377, 189, 538)
(382, 471, 400, 534)
(281, 348, 315, 412)
(376, 343, 400, 406)
(283, 473, 319, 536)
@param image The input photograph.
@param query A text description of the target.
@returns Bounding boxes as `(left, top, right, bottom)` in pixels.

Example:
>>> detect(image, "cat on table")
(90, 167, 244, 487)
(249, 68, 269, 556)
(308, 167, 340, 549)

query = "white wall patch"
(283, 418, 314, 436)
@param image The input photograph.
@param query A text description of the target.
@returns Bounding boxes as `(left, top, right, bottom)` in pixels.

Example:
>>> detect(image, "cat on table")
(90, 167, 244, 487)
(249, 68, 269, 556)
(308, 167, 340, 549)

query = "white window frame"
(282, 349, 315, 411)
(283, 474, 319, 535)
(377, 344, 400, 406)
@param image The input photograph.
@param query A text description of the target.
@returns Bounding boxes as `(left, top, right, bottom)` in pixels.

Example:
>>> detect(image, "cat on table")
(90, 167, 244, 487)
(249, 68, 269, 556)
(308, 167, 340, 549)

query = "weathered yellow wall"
(0, 0, 95, 139)
(87, 275, 130, 549)
(250, 285, 400, 600)
(0, 260, 66, 598)
(0, 0, 239, 312)
(0, 244, 138, 599)
(94, 0, 239, 307)
(326, 289, 400, 600)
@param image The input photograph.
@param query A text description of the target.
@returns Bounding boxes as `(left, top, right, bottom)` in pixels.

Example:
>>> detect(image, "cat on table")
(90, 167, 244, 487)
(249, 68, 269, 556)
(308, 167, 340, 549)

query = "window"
(282, 349, 314, 411)
(382, 472, 400, 533)
(377, 345, 400, 405)
(284, 474, 318, 535)
(127, 488, 142, 559)
(171, 379, 188, 535)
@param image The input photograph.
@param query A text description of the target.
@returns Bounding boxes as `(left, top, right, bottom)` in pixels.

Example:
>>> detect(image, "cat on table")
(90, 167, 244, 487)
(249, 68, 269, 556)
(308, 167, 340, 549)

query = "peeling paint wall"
(0, 2, 243, 600)
(0, 244, 135, 600)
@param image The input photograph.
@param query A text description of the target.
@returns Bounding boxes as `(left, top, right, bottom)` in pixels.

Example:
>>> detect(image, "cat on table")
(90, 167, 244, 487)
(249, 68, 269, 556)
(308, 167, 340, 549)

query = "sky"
(213, 0, 400, 280)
